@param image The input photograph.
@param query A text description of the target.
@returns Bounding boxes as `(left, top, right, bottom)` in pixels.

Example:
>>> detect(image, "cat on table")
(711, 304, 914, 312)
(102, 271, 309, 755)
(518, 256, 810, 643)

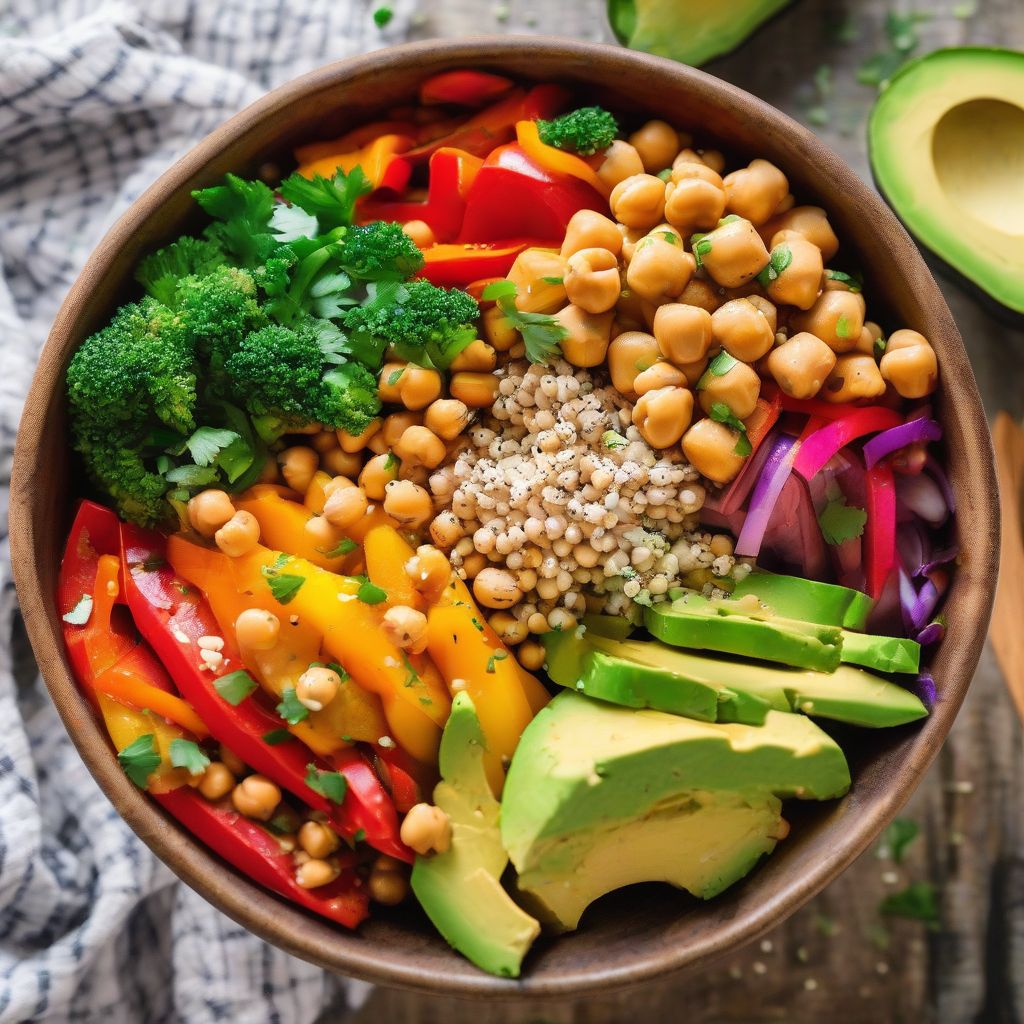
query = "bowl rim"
(9, 35, 999, 997)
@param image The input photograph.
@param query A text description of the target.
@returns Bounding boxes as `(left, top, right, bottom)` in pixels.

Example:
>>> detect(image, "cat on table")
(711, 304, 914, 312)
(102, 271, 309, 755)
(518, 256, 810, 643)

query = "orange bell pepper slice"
(295, 133, 414, 193)
(515, 119, 610, 198)
(364, 525, 421, 610)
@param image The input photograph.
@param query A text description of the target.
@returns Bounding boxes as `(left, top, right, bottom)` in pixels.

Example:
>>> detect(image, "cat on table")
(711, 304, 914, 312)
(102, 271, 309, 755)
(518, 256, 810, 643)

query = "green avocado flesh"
(730, 571, 875, 631)
(840, 629, 920, 675)
(543, 629, 927, 729)
(501, 691, 849, 931)
(410, 693, 540, 978)
(645, 593, 843, 672)
(608, 0, 792, 68)
(869, 47, 1024, 315)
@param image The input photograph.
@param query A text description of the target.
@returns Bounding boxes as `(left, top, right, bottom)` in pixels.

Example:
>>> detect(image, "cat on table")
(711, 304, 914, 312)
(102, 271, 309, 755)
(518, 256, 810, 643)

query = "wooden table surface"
(347, 2, 1024, 1021)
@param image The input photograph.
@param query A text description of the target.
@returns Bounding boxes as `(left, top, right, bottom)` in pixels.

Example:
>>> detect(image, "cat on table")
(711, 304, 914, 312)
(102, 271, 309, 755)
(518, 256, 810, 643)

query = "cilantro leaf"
(192, 174, 276, 266)
(185, 426, 242, 468)
(756, 244, 793, 286)
(169, 738, 211, 776)
(697, 351, 738, 389)
(118, 734, 161, 788)
(482, 281, 567, 366)
(835, 314, 851, 339)
(877, 817, 920, 864)
(263, 728, 292, 745)
(62, 594, 93, 626)
(708, 403, 753, 457)
(357, 580, 388, 605)
(215, 669, 258, 705)
(278, 168, 372, 231)
(818, 495, 867, 544)
(164, 464, 219, 487)
(486, 651, 509, 673)
(879, 881, 940, 929)
(319, 537, 358, 558)
(277, 686, 309, 725)
(825, 269, 862, 293)
(261, 561, 305, 605)
(305, 764, 349, 804)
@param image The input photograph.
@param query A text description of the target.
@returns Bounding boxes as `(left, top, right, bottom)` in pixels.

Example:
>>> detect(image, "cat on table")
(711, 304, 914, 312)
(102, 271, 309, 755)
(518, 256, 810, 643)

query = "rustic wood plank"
(343, 0, 1024, 1020)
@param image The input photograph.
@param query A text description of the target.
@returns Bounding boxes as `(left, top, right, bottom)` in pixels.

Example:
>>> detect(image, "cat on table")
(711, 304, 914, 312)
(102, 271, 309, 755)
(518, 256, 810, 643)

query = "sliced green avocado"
(410, 692, 540, 978)
(544, 628, 927, 728)
(730, 571, 875, 630)
(608, 0, 793, 68)
(869, 48, 1024, 316)
(840, 629, 920, 675)
(501, 691, 849, 930)
(645, 593, 843, 672)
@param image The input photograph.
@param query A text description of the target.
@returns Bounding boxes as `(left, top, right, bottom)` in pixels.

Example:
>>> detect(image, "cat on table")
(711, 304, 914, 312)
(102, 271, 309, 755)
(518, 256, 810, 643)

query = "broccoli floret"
(536, 106, 619, 155)
(339, 221, 425, 281)
(134, 236, 227, 307)
(175, 265, 267, 370)
(342, 279, 479, 369)
(225, 323, 381, 440)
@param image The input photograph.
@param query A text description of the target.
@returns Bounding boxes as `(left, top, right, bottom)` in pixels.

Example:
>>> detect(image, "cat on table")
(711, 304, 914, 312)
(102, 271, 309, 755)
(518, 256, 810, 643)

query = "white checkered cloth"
(0, 2, 417, 1020)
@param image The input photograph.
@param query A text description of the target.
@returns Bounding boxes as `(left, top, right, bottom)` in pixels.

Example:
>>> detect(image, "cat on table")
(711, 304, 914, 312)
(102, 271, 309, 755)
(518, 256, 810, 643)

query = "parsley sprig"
(482, 280, 567, 366)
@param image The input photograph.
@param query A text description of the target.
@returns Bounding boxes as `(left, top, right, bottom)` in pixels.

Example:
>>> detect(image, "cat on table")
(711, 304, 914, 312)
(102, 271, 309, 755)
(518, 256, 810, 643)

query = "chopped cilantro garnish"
(261, 561, 305, 605)
(401, 652, 420, 688)
(62, 594, 93, 626)
(353, 827, 367, 843)
(818, 495, 867, 544)
(267, 812, 297, 835)
(387, 368, 404, 387)
(117, 734, 161, 788)
(319, 537, 358, 558)
(277, 686, 310, 725)
(602, 429, 628, 451)
(384, 452, 399, 472)
(835, 314, 851, 339)
(169, 739, 211, 776)
(486, 651, 509, 673)
(263, 728, 292, 745)
(825, 269, 862, 293)
(356, 580, 388, 605)
(708, 402, 753, 457)
(214, 669, 258, 705)
(305, 764, 348, 804)
(469, 616, 485, 632)
(756, 243, 793, 286)
(697, 351, 738, 389)
(481, 280, 567, 366)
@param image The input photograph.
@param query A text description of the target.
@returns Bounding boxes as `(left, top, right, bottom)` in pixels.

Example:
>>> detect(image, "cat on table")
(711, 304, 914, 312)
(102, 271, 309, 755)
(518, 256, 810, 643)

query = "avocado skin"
(731, 571, 875, 630)
(645, 594, 843, 672)
(544, 629, 928, 728)
(410, 692, 539, 978)
(501, 691, 850, 930)
(840, 629, 921, 675)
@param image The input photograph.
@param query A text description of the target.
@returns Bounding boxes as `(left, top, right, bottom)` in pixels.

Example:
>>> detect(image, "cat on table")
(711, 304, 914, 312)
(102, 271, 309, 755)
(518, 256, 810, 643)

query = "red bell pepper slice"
(458, 143, 605, 243)
(779, 393, 892, 423)
(120, 522, 411, 863)
(420, 70, 515, 107)
(372, 744, 433, 813)
(792, 406, 904, 480)
(743, 389, 783, 456)
(358, 147, 482, 242)
(419, 239, 548, 288)
(865, 462, 897, 599)
(153, 787, 369, 929)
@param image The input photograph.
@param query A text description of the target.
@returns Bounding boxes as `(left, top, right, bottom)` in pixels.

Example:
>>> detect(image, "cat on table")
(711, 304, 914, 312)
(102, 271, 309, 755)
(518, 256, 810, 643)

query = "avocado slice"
(645, 593, 843, 672)
(544, 629, 927, 728)
(730, 571, 875, 630)
(410, 692, 540, 978)
(840, 629, 920, 675)
(608, 0, 793, 69)
(869, 48, 1024, 316)
(501, 691, 849, 930)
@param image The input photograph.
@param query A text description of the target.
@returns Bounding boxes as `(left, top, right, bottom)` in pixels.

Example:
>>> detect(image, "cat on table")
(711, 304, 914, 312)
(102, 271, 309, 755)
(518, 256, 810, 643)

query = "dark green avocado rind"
(731, 571, 875, 630)
(868, 47, 1024, 317)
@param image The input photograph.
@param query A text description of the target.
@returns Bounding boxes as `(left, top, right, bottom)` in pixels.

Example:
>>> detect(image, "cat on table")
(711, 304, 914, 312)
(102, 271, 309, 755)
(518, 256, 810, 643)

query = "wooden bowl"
(10, 37, 998, 996)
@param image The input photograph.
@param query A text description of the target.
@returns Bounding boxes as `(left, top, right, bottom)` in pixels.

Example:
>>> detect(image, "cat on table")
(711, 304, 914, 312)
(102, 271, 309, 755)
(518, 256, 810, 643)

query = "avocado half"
(869, 47, 1024, 317)
(608, 0, 792, 68)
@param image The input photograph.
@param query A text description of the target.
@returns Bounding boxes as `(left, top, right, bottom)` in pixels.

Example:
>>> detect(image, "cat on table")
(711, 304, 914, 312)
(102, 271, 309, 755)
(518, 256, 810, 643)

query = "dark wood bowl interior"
(9, 37, 998, 997)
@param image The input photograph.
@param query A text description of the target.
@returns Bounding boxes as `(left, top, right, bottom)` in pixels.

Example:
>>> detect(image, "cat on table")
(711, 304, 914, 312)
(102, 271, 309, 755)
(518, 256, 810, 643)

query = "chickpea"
(450, 339, 497, 373)
(279, 446, 319, 494)
(376, 362, 408, 403)
(880, 329, 939, 399)
(235, 608, 280, 651)
(321, 448, 362, 478)
(766, 237, 823, 311)
(231, 774, 281, 822)
(607, 330, 661, 396)
(359, 452, 400, 500)
(393, 425, 446, 470)
(766, 332, 838, 399)
(423, 399, 469, 442)
(653, 303, 714, 366)
(508, 249, 568, 314)
(401, 366, 444, 410)
(761, 205, 839, 261)
(336, 419, 380, 454)
(617, 224, 647, 264)
(381, 411, 422, 450)
(677, 276, 723, 314)
(563, 247, 621, 314)
(629, 119, 680, 173)
(400, 803, 452, 856)
(556, 305, 615, 368)
(673, 148, 721, 173)
(304, 514, 344, 552)
(296, 858, 340, 889)
(626, 238, 696, 304)
(311, 430, 338, 454)
(369, 855, 410, 905)
(409, 544, 452, 602)
(560, 209, 623, 259)
(383, 479, 433, 526)
(429, 510, 463, 549)
(323, 484, 368, 529)
(298, 820, 340, 859)
(452, 371, 500, 408)
(187, 489, 235, 538)
(664, 171, 727, 232)
(633, 361, 688, 394)
(697, 217, 770, 289)
(296, 665, 342, 712)
(517, 640, 546, 672)
(793, 289, 866, 353)
(698, 359, 761, 420)
(747, 294, 778, 334)
(711, 298, 775, 362)
(219, 744, 246, 777)
(723, 159, 789, 226)
(677, 355, 709, 384)
(382, 604, 429, 654)
(214, 510, 260, 558)
(472, 567, 521, 610)
(482, 304, 519, 352)
(488, 611, 529, 646)
(632, 386, 695, 449)
(610, 173, 667, 231)
(402, 219, 435, 249)
(597, 139, 645, 190)
(198, 762, 235, 801)
(822, 353, 886, 403)
(258, 458, 280, 484)
(681, 418, 748, 484)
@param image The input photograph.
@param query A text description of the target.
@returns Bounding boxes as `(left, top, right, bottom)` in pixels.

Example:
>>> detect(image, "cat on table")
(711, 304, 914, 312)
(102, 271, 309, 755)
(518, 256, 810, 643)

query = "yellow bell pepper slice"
(364, 524, 422, 610)
(296, 133, 414, 190)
